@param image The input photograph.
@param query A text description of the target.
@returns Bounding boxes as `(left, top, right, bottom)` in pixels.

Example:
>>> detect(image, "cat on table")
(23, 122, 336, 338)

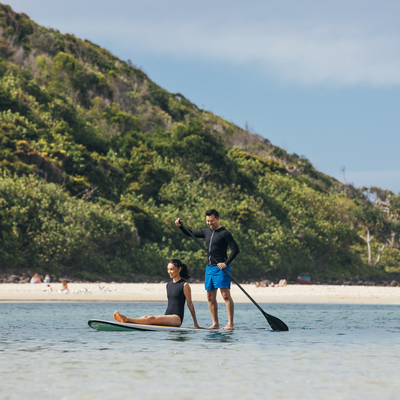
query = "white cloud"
(7, 0, 400, 86)
(123, 23, 400, 86)
(74, 0, 400, 87)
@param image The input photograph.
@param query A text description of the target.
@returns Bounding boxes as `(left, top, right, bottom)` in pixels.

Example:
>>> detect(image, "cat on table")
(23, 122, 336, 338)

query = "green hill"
(1, 3, 399, 283)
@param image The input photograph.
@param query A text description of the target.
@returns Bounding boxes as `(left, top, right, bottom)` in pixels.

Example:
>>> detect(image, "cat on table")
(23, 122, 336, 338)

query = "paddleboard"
(88, 319, 199, 332)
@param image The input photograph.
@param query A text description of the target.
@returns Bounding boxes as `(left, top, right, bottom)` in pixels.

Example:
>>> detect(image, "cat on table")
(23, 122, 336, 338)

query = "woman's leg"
(114, 311, 181, 326)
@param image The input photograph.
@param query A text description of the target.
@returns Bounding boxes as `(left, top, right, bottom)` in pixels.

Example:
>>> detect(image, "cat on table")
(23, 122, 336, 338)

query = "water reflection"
(164, 330, 238, 343)
(203, 331, 236, 343)
(166, 332, 192, 342)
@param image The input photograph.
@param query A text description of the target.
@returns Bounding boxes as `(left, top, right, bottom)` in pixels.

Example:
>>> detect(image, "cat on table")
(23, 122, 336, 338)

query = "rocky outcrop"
(16, 141, 65, 185)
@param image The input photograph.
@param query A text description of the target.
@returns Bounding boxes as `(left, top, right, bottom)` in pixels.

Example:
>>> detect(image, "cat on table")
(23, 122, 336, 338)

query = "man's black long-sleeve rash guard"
(179, 225, 240, 266)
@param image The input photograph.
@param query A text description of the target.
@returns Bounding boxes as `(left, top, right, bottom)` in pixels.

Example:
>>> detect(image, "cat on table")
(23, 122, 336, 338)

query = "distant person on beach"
(46, 284, 52, 292)
(58, 280, 69, 293)
(256, 279, 287, 287)
(255, 280, 270, 287)
(175, 209, 240, 330)
(44, 275, 50, 283)
(30, 273, 41, 284)
(114, 259, 201, 328)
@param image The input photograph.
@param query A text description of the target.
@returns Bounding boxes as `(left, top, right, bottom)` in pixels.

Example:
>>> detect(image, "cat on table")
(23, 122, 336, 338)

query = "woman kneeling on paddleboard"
(114, 259, 201, 328)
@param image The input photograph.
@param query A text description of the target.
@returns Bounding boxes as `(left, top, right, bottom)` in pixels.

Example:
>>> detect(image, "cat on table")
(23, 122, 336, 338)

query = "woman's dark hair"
(169, 259, 191, 280)
(205, 209, 219, 218)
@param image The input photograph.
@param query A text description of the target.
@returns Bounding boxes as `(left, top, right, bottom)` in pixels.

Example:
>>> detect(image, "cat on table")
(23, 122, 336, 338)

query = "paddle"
(179, 220, 289, 331)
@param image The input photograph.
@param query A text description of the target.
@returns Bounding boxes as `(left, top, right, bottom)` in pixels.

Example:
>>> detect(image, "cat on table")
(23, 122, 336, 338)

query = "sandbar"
(1, 283, 400, 304)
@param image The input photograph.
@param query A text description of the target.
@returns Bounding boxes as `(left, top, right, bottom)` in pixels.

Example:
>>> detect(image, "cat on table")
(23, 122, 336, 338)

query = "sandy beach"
(1, 282, 400, 304)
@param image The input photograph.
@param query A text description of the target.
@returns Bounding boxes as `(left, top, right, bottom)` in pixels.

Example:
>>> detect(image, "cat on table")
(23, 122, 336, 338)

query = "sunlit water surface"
(1, 302, 399, 399)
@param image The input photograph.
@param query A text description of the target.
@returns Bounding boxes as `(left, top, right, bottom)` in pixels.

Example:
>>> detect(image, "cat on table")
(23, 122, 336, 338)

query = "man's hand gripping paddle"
(179, 220, 289, 331)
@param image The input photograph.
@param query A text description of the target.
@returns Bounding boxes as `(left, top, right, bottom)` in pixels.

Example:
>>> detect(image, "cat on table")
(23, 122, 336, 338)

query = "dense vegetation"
(1, 3, 399, 282)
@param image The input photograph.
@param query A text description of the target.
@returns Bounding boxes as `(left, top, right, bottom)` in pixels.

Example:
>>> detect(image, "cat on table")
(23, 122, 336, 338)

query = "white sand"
(1, 283, 400, 304)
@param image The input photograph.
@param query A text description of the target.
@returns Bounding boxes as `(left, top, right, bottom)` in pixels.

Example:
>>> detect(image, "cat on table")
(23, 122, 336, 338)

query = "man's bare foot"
(222, 325, 234, 330)
(207, 324, 220, 330)
(114, 311, 127, 323)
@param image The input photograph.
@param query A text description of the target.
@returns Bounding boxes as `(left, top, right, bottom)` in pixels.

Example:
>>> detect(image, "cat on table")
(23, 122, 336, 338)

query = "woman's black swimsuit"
(164, 279, 186, 323)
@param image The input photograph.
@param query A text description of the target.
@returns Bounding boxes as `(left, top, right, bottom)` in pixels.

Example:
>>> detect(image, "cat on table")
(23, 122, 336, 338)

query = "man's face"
(206, 215, 219, 230)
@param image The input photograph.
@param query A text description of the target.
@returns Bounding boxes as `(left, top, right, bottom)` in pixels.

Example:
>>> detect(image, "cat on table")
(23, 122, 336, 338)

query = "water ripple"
(1, 302, 399, 399)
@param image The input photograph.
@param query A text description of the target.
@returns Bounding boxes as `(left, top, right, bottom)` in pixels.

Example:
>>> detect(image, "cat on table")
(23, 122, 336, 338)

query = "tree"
(355, 188, 400, 267)
(353, 200, 385, 265)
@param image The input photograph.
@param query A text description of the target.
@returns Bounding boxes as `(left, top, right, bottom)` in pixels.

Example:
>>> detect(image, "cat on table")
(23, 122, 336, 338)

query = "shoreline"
(1, 283, 400, 304)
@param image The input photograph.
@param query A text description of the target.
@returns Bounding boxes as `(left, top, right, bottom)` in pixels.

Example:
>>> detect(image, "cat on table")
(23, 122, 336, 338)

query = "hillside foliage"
(1, 3, 399, 281)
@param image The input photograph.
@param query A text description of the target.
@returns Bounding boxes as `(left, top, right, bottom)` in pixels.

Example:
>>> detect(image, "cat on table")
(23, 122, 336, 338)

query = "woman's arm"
(183, 283, 201, 328)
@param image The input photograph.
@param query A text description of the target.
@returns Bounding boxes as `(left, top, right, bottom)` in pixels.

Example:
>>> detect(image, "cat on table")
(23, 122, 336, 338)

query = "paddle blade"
(264, 313, 289, 331)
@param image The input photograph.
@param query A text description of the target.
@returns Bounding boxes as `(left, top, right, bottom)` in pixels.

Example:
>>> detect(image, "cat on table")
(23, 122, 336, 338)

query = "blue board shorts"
(205, 265, 231, 291)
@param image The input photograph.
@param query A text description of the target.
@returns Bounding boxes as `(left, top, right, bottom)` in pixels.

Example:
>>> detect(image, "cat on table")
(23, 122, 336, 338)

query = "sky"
(5, 0, 400, 192)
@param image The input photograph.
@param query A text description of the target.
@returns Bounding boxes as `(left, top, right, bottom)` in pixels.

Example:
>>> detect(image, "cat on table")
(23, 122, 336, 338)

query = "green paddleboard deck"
(88, 319, 198, 332)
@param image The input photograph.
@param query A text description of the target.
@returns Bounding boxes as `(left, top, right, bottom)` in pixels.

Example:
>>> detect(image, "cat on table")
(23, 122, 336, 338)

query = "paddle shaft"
(179, 221, 272, 317)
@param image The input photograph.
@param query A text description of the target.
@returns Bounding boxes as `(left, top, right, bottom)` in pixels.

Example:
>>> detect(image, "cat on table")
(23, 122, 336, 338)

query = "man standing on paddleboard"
(175, 209, 240, 330)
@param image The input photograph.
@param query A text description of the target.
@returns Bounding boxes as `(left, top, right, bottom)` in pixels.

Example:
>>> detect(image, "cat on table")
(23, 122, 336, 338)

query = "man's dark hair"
(205, 209, 219, 218)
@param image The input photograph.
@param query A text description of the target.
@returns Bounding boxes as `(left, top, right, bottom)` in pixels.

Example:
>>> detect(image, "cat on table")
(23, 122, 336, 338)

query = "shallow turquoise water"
(1, 302, 399, 399)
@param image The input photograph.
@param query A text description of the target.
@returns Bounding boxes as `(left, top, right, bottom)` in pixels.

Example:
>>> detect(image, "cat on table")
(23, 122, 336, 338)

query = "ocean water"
(1, 302, 399, 400)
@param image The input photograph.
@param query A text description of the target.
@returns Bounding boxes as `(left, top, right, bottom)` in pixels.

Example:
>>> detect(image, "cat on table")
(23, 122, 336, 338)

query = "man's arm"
(175, 218, 205, 238)
(224, 231, 240, 265)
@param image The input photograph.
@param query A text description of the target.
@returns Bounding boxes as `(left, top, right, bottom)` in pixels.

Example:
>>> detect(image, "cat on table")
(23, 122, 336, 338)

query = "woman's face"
(167, 263, 181, 280)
